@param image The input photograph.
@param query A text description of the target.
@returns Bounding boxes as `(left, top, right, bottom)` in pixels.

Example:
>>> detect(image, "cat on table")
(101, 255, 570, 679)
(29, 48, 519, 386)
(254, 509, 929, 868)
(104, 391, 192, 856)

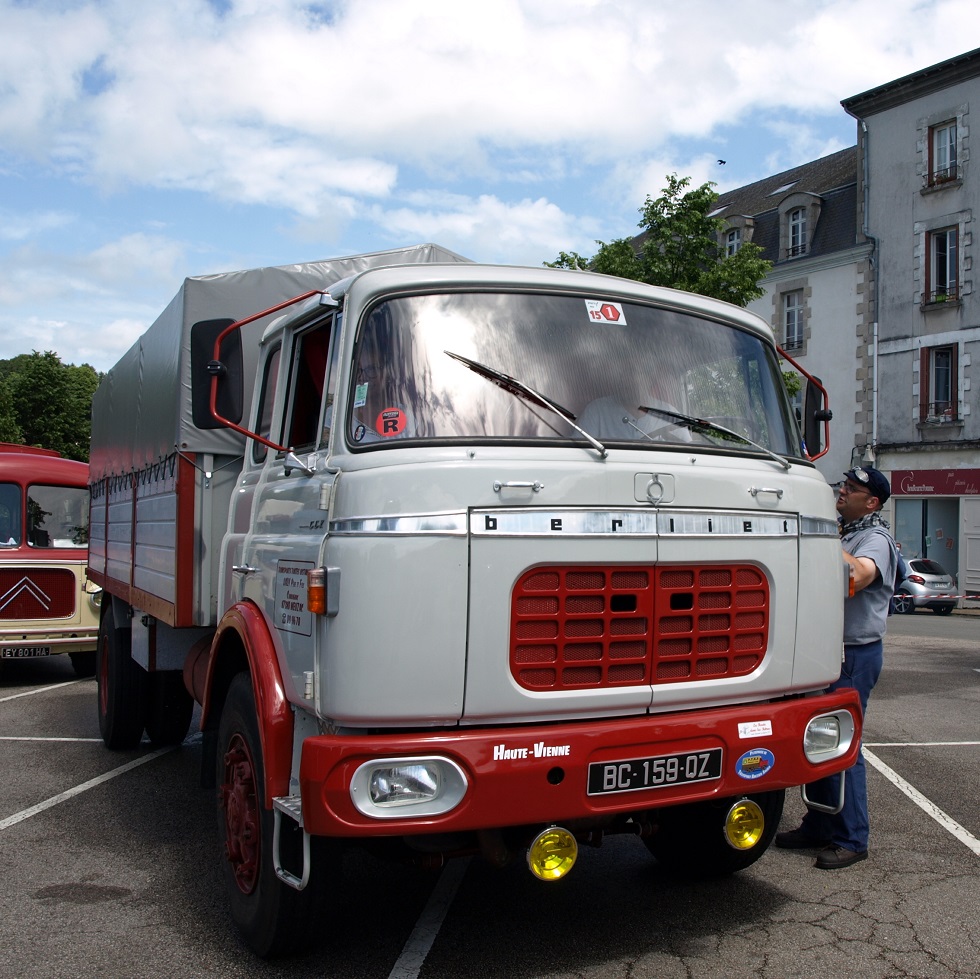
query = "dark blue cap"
(843, 467, 890, 504)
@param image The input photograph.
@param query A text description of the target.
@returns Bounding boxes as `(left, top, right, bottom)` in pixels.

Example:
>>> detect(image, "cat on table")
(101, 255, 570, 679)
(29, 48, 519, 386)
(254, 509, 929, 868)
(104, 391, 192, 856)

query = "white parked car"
(893, 559, 957, 615)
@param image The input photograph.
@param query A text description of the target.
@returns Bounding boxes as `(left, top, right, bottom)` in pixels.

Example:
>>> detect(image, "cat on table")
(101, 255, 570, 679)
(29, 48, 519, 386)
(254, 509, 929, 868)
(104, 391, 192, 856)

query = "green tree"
(5, 351, 100, 461)
(548, 173, 771, 308)
(0, 375, 22, 444)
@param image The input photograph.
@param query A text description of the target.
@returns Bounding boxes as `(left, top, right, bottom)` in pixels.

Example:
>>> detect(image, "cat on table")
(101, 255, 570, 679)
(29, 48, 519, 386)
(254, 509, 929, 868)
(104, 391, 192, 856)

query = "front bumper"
(299, 690, 862, 837)
(0, 627, 99, 656)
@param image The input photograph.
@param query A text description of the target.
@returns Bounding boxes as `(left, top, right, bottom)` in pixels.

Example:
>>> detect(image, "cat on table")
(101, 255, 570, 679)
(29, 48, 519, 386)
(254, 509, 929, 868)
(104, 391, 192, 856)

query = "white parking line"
(866, 741, 980, 747)
(0, 680, 84, 703)
(388, 857, 471, 979)
(0, 736, 103, 742)
(0, 746, 178, 831)
(864, 747, 980, 856)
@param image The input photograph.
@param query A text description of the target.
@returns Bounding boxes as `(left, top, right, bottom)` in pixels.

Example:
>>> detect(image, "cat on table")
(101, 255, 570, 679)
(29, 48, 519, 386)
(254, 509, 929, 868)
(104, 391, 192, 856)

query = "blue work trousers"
(800, 639, 883, 852)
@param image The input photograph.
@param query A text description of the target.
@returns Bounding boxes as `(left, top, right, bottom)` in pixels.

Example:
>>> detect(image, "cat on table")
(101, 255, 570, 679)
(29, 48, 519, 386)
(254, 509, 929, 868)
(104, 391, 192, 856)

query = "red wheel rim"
(221, 733, 261, 894)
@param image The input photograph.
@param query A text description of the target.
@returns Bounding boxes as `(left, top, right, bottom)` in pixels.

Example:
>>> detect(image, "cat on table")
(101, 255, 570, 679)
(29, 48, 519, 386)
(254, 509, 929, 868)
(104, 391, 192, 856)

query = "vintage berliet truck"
(1, 443, 100, 676)
(88, 244, 860, 957)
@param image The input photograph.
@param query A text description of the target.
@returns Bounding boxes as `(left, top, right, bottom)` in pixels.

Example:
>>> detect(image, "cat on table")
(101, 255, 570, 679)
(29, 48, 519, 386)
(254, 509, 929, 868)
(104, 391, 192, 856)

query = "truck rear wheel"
(69, 651, 97, 677)
(97, 606, 147, 750)
(216, 672, 325, 958)
(144, 671, 194, 747)
(645, 789, 784, 877)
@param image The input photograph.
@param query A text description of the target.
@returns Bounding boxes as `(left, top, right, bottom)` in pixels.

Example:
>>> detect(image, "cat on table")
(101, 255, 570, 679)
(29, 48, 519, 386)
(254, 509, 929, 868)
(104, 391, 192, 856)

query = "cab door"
(236, 315, 337, 709)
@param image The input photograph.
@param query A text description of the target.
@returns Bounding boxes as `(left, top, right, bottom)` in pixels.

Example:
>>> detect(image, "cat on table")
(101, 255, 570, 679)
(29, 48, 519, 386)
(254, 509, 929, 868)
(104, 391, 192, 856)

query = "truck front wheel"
(216, 672, 325, 958)
(645, 789, 785, 877)
(97, 606, 146, 750)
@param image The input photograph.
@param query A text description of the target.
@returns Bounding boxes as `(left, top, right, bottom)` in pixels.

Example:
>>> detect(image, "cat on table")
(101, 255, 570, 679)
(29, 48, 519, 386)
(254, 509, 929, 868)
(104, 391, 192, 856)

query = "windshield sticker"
(585, 300, 627, 326)
(354, 381, 369, 408)
(376, 407, 408, 437)
(736, 747, 775, 780)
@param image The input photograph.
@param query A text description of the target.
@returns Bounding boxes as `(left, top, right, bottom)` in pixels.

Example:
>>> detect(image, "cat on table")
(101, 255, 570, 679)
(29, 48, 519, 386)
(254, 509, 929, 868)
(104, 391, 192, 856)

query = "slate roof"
(710, 146, 860, 264)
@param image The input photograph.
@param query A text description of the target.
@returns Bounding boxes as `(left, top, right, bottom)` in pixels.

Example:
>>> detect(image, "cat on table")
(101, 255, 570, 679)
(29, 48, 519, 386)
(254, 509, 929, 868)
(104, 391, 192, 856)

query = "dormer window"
(777, 194, 820, 263)
(788, 208, 807, 257)
(718, 216, 754, 257)
(929, 122, 958, 185)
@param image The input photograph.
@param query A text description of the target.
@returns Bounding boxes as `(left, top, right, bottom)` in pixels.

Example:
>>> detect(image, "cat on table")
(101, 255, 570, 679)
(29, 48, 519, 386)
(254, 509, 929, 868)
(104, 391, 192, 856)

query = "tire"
(644, 789, 785, 877)
(892, 593, 915, 615)
(144, 671, 194, 746)
(933, 604, 954, 616)
(69, 650, 97, 678)
(97, 606, 147, 749)
(216, 672, 326, 958)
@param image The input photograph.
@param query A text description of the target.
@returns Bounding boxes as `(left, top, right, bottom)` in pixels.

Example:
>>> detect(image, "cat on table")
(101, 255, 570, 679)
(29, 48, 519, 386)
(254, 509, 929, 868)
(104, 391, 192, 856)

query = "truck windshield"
(348, 291, 801, 459)
(26, 484, 89, 548)
(0, 483, 20, 546)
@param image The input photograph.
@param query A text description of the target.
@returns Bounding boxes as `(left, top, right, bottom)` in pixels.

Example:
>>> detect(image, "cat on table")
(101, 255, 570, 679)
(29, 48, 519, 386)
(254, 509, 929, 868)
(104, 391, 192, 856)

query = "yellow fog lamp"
(723, 798, 766, 850)
(527, 826, 578, 881)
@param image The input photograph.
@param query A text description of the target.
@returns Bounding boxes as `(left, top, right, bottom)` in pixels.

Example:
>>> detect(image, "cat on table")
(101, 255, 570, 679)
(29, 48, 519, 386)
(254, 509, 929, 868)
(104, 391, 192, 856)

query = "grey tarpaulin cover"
(89, 244, 470, 480)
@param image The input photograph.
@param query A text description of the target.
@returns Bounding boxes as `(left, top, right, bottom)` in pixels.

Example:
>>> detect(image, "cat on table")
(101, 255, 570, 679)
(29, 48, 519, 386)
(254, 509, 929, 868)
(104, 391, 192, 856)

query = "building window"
(726, 228, 741, 256)
(919, 344, 958, 422)
(788, 208, 807, 257)
(783, 291, 804, 350)
(929, 122, 958, 185)
(926, 227, 958, 303)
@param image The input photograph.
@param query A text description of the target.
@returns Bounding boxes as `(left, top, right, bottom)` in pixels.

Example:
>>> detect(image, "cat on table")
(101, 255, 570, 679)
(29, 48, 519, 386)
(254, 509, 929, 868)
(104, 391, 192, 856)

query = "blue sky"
(2, 0, 978, 374)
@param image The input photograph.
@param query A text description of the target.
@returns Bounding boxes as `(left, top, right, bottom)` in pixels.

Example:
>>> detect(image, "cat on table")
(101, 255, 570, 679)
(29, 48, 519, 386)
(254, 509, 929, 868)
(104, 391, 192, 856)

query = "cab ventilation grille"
(510, 564, 768, 690)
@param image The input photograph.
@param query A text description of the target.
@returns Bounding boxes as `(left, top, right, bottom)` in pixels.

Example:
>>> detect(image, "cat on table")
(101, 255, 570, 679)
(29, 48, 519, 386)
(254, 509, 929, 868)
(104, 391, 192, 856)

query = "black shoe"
(775, 826, 831, 850)
(814, 845, 868, 870)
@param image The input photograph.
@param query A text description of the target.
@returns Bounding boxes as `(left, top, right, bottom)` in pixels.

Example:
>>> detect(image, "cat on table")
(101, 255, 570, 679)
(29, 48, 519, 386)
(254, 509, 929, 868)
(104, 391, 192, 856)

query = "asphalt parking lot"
(1, 611, 978, 979)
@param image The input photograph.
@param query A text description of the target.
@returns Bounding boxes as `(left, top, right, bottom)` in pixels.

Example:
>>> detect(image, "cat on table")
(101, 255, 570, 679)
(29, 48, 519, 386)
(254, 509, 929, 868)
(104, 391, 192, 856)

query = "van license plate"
(587, 747, 723, 795)
(1, 646, 52, 659)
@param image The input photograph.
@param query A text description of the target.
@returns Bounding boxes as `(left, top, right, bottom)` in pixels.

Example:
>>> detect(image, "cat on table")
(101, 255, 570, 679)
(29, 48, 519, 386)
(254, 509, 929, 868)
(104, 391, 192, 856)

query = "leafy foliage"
(548, 173, 771, 308)
(0, 375, 21, 445)
(0, 352, 100, 461)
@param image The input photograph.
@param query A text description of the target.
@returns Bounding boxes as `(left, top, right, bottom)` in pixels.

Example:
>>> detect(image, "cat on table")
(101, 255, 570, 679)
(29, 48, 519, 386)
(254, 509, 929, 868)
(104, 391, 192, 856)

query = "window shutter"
(919, 347, 930, 422)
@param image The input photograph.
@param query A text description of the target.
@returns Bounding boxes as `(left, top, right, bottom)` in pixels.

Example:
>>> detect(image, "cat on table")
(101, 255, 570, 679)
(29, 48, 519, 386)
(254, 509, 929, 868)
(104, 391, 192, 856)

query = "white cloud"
(364, 192, 597, 266)
(3, 0, 976, 207)
(0, 232, 190, 370)
(1, 0, 979, 374)
(0, 209, 75, 242)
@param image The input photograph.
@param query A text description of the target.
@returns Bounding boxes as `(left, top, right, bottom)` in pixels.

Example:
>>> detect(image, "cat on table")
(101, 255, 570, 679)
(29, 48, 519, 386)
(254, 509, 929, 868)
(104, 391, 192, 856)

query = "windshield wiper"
(444, 350, 607, 458)
(638, 404, 791, 470)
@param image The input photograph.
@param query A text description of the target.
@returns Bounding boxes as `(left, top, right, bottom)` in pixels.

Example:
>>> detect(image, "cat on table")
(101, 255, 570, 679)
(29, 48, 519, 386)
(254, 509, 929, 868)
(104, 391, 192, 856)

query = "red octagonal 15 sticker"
(585, 300, 627, 325)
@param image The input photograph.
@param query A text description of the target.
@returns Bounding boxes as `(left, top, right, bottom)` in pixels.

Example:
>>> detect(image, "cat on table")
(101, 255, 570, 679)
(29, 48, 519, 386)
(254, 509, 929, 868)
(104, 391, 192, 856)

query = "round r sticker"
(376, 407, 408, 437)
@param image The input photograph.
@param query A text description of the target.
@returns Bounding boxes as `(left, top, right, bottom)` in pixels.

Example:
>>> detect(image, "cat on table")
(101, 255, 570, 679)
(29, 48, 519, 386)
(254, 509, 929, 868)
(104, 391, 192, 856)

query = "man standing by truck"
(776, 466, 897, 870)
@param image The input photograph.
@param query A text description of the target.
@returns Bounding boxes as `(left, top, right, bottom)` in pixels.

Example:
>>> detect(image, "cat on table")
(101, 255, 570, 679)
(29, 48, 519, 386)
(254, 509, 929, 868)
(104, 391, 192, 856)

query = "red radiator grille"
(0, 568, 77, 620)
(510, 564, 769, 691)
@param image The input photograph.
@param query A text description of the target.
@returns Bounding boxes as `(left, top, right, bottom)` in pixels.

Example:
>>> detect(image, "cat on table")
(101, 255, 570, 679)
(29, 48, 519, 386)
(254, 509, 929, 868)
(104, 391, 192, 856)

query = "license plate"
(588, 747, 723, 795)
(1, 646, 52, 659)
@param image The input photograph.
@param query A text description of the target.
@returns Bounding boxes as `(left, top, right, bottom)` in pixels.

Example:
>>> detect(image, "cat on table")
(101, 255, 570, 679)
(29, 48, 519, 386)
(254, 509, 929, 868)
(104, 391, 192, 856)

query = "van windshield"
(27, 485, 89, 548)
(347, 291, 801, 459)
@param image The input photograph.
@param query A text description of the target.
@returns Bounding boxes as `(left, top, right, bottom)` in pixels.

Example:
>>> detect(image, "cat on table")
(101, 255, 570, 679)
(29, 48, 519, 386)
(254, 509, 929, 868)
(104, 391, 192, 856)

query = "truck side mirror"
(191, 319, 243, 429)
(803, 375, 832, 459)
